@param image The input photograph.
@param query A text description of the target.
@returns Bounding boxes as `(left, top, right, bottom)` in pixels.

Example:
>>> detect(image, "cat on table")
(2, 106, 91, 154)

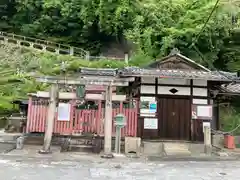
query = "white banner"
(57, 103, 71, 121)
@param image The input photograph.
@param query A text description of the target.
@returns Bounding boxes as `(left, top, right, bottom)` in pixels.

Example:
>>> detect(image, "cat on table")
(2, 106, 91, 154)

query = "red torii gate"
(34, 74, 134, 158)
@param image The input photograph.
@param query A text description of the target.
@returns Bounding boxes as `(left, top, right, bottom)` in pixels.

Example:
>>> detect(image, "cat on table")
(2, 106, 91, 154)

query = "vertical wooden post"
(39, 84, 58, 154)
(102, 84, 113, 158)
(190, 79, 193, 141)
(26, 97, 33, 133)
(204, 126, 212, 155)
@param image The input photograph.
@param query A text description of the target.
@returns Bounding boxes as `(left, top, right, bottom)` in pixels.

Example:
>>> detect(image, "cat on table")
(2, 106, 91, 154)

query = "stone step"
(67, 144, 94, 153)
(163, 143, 191, 156)
(24, 136, 44, 145)
(0, 133, 21, 143)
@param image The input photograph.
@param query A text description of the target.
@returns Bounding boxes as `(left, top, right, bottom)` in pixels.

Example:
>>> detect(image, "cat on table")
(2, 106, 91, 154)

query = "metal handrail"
(0, 31, 128, 61)
(0, 31, 89, 59)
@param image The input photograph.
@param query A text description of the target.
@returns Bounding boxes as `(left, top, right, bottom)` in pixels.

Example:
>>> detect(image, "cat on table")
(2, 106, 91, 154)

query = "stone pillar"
(39, 84, 58, 154)
(85, 51, 90, 60)
(204, 126, 212, 154)
(102, 85, 113, 158)
(69, 47, 74, 55)
(42, 45, 46, 52)
(55, 49, 60, 54)
(17, 40, 21, 46)
(30, 42, 34, 48)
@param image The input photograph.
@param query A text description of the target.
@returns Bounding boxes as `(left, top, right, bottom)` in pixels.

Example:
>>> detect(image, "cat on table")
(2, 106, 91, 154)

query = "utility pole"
(39, 84, 58, 154)
(101, 84, 113, 158)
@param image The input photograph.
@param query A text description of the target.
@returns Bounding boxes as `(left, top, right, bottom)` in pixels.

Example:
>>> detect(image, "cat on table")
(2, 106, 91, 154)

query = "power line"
(188, 0, 221, 70)
(189, 0, 221, 48)
(188, 0, 235, 81)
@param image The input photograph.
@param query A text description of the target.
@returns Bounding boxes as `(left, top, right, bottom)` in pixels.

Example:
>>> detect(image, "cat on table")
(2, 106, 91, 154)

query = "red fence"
(26, 98, 138, 137)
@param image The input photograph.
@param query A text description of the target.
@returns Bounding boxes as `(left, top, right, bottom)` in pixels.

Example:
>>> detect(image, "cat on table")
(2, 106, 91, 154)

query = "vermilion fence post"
(26, 97, 33, 133)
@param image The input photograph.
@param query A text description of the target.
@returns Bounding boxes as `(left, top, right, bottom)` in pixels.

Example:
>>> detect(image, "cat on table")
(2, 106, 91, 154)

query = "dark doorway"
(158, 97, 191, 140)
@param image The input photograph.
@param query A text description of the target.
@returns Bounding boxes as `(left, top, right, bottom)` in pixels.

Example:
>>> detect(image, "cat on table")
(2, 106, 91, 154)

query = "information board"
(144, 118, 158, 129)
(58, 103, 71, 121)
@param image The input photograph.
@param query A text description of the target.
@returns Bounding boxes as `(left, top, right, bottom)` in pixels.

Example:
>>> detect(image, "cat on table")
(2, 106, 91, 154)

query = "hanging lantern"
(76, 85, 85, 98)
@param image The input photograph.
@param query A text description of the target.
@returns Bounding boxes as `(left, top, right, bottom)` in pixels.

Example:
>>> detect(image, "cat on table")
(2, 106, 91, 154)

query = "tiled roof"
(148, 53, 211, 72)
(79, 67, 238, 81)
(80, 68, 117, 76)
(219, 83, 240, 94)
(118, 67, 235, 81)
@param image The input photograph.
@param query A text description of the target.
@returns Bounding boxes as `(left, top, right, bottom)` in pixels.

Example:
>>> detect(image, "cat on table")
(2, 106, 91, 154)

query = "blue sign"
(149, 102, 157, 113)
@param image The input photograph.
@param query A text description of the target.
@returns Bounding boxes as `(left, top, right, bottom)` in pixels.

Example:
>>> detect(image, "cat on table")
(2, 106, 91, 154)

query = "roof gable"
(148, 48, 210, 72)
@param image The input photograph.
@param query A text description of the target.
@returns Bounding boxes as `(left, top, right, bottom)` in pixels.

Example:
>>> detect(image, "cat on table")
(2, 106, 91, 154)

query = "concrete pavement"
(0, 155, 239, 179)
(0, 144, 240, 179)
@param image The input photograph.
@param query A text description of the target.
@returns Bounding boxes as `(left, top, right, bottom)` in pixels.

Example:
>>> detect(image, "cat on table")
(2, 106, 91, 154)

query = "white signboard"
(202, 122, 211, 132)
(58, 103, 71, 121)
(197, 106, 212, 117)
(144, 118, 158, 129)
(140, 109, 156, 117)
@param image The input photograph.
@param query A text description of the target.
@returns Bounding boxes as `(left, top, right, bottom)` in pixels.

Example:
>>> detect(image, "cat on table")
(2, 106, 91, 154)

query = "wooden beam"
(85, 93, 126, 101)
(29, 91, 127, 101)
(34, 76, 133, 86)
(29, 91, 76, 99)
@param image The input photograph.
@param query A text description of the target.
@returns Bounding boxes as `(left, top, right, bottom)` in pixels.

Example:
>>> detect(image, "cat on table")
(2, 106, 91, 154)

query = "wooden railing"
(0, 31, 90, 59)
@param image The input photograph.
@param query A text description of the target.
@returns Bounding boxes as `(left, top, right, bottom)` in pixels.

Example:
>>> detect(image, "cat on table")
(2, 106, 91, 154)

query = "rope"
(211, 123, 240, 135)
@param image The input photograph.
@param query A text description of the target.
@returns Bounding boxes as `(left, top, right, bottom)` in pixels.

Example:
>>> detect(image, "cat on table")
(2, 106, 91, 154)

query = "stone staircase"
(0, 129, 21, 143)
(0, 130, 21, 153)
(0, 31, 89, 59)
(163, 142, 191, 156)
(23, 134, 103, 154)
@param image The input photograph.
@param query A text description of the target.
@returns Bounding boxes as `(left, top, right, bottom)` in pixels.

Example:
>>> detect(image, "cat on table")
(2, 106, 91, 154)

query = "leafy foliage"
(0, 0, 239, 68)
(1, 0, 240, 121)
(0, 44, 128, 108)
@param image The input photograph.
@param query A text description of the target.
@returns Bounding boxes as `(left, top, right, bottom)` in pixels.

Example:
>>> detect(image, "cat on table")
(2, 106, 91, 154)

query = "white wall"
(141, 85, 155, 94)
(141, 77, 207, 87)
(140, 96, 156, 101)
(193, 99, 208, 104)
(141, 77, 155, 84)
(193, 88, 208, 97)
(158, 79, 190, 85)
(157, 86, 190, 96)
(193, 80, 207, 86)
(140, 77, 208, 97)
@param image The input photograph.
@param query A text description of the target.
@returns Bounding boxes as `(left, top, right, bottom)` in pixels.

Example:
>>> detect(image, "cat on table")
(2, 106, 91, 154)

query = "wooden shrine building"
(121, 50, 239, 142)
(80, 50, 239, 142)
(26, 49, 240, 143)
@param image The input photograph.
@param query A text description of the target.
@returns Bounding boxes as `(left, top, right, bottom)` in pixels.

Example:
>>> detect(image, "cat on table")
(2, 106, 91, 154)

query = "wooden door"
(158, 98, 191, 140)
